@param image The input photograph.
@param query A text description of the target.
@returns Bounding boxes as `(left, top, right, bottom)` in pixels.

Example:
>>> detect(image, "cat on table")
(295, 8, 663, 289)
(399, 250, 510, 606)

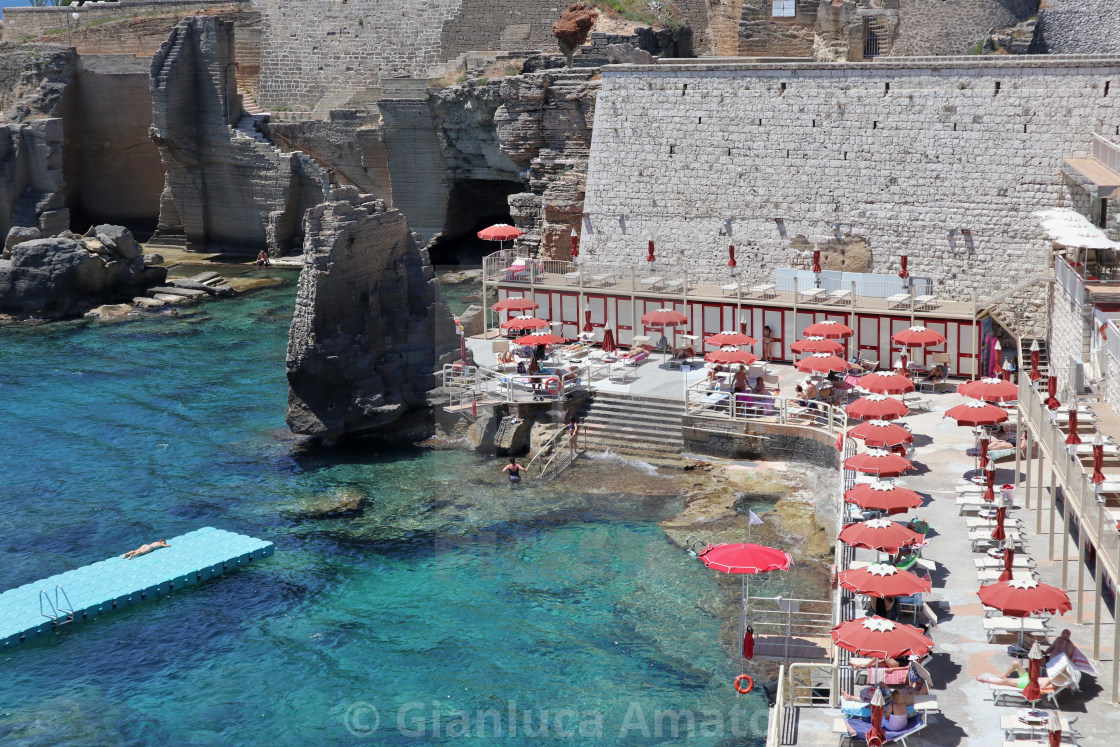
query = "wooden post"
(1014, 402, 1023, 494)
(1061, 488, 1071, 589)
(1036, 431, 1045, 534)
(1024, 429, 1033, 510)
(1048, 471, 1057, 560)
(1076, 479, 1086, 624)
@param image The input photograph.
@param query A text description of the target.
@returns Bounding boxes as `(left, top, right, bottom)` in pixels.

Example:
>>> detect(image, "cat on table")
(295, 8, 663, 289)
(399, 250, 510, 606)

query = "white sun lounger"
(977, 568, 1037, 583)
(983, 615, 1049, 643)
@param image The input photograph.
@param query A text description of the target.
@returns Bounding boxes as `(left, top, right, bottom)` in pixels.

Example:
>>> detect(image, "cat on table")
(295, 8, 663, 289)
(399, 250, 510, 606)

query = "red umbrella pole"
(647, 240, 655, 264)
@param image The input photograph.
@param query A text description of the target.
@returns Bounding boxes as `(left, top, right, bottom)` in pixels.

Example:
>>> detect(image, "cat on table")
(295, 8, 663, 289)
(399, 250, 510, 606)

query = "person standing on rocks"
(567, 418, 580, 455)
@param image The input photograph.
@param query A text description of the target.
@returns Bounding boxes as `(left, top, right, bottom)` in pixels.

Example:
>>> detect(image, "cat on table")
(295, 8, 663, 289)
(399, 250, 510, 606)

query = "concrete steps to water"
(578, 392, 685, 459)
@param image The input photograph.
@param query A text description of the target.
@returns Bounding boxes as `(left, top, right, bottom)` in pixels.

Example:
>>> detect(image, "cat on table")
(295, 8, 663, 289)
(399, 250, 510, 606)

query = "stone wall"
(738, 0, 818, 57)
(286, 187, 458, 440)
(1047, 280, 1084, 396)
(890, 0, 1037, 56)
(73, 55, 163, 230)
(149, 17, 326, 252)
(0, 119, 68, 242)
(0, 0, 232, 43)
(984, 274, 1051, 342)
(581, 58, 1120, 301)
(1034, 0, 1120, 56)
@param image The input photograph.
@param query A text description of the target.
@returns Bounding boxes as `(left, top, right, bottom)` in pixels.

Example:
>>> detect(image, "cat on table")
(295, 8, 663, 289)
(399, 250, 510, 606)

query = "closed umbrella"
(999, 537, 1016, 582)
(1092, 431, 1107, 485)
(848, 421, 914, 449)
(1029, 341, 1042, 382)
(859, 371, 916, 395)
(843, 450, 914, 477)
(839, 564, 931, 599)
(844, 482, 924, 515)
(803, 320, 853, 339)
(812, 249, 822, 274)
(790, 337, 844, 355)
(1045, 377, 1060, 409)
(601, 325, 617, 354)
(867, 687, 887, 747)
(977, 579, 1072, 617)
(983, 460, 997, 502)
(978, 431, 990, 471)
(847, 395, 910, 422)
(583, 310, 593, 333)
(1021, 642, 1044, 705)
(958, 377, 1018, 403)
(898, 255, 909, 279)
(570, 230, 579, 260)
(945, 401, 1010, 427)
(705, 349, 759, 366)
(705, 331, 757, 347)
(990, 504, 1007, 541)
(1047, 712, 1062, 747)
(892, 325, 946, 348)
(796, 353, 850, 374)
(646, 240, 655, 265)
(839, 518, 925, 554)
(1065, 409, 1082, 446)
(830, 616, 933, 659)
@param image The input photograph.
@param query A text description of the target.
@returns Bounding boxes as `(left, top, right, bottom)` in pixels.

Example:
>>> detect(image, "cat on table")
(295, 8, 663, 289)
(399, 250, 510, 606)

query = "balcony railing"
(684, 382, 847, 436)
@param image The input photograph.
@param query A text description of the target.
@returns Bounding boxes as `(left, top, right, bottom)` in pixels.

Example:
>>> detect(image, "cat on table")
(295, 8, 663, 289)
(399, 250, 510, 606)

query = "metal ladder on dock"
(40, 585, 75, 628)
(526, 427, 579, 483)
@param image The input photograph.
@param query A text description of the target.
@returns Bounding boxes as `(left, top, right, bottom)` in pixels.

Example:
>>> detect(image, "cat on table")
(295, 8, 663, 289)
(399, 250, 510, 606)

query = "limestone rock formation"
(286, 188, 459, 440)
(553, 4, 600, 58)
(0, 226, 166, 317)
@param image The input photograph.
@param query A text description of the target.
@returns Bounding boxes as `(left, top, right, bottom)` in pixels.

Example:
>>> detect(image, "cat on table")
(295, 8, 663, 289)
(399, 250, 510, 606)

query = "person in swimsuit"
(761, 326, 774, 361)
(732, 365, 748, 393)
(255, 249, 270, 267)
(502, 457, 528, 487)
(976, 662, 1052, 690)
(884, 690, 910, 730)
(567, 418, 579, 454)
(122, 539, 169, 559)
(1044, 629, 1076, 661)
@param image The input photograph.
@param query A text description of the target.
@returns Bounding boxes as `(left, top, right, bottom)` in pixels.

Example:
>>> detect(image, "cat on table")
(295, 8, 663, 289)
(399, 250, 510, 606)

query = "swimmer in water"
(502, 456, 528, 487)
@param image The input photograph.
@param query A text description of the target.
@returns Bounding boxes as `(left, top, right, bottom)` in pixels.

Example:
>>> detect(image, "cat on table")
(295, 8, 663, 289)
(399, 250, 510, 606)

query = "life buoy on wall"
(734, 674, 754, 694)
(545, 376, 561, 395)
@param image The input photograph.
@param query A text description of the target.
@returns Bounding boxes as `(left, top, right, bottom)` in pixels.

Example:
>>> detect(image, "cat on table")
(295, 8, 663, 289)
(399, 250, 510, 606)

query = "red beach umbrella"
(803, 320, 854, 339)
(1022, 643, 1044, 704)
(958, 377, 1018, 403)
(859, 371, 916, 395)
(867, 687, 887, 747)
(978, 431, 990, 470)
(646, 240, 655, 264)
(1092, 432, 1107, 485)
(601, 326, 617, 354)
(898, 255, 909, 279)
(945, 401, 1009, 427)
(705, 331, 757, 347)
(583, 310, 593, 333)
(570, 230, 579, 259)
(705, 349, 759, 366)
(838, 563, 931, 599)
(999, 538, 1016, 582)
(812, 249, 821, 274)
(1065, 409, 1082, 446)
(697, 542, 792, 574)
(983, 461, 997, 502)
(500, 315, 547, 330)
(891, 325, 946, 348)
(847, 395, 910, 422)
(477, 223, 524, 242)
(839, 518, 925, 554)
(514, 332, 566, 346)
(844, 482, 924, 515)
(640, 307, 686, 328)
(491, 296, 538, 313)
(843, 450, 914, 477)
(830, 615, 933, 659)
(990, 504, 1007, 541)
(796, 353, 850, 374)
(1045, 377, 1060, 409)
(790, 337, 844, 355)
(848, 421, 914, 449)
(1029, 341, 1042, 383)
(977, 579, 1072, 617)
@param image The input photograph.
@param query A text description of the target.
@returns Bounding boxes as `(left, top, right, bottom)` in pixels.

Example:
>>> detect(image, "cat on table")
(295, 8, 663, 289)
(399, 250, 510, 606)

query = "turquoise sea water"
(0, 273, 768, 745)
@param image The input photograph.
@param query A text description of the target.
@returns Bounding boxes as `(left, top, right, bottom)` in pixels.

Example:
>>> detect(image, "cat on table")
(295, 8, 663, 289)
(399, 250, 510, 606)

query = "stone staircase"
(239, 86, 268, 117)
(577, 392, 685, 460)
(152, 26, 185, 93)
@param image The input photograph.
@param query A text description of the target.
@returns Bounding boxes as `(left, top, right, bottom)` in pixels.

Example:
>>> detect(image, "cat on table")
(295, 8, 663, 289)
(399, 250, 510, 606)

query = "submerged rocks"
(285, 188, 459, 441)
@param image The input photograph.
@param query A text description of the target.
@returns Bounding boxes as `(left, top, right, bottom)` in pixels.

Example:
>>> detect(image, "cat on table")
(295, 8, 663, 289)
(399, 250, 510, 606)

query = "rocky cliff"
(286, 187, 459, 440)
(426, 67, 599, 259)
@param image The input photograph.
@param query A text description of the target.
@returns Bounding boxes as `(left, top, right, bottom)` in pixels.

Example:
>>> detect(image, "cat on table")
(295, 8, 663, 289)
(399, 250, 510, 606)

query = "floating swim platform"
(0, 527, 273, 649)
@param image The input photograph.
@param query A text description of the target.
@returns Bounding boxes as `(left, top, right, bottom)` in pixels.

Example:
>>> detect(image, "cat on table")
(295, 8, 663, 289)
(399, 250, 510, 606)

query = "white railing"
(1093, 133, 1120, 176)
(1054, 256, 1086, 310)
(684, 382, 847, 436)
(765, 665, 786, 747)
(441, 360, 589, 406)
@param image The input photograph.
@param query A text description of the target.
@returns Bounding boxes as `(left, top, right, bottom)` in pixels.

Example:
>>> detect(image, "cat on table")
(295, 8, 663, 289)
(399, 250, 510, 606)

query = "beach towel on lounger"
(845, 715, 923, 744)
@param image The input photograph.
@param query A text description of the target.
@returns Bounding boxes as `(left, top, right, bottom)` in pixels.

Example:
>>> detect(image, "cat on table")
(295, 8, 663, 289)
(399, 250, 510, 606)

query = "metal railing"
(524, 426, 578, 482)
(744, 595, 835, 658)
(441, 360, 589, 407)
(787, 661, 838, 708)
(765, 664, 787, 747)
(1093, 133, 1120, 176)
(684, 383, 847, 436)
(1055, 256, 1087, 310)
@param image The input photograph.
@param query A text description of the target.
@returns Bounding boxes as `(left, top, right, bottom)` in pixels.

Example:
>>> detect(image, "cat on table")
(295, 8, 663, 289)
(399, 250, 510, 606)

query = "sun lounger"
(966, 516, 1024, 530)
(799, 287, 826, 303)
(977, 568, 1037, 582)
(974, 556, 1035, 569)
(887, 293, 911, 309)
(914, 294, 938, 310)
(830, 289, 852, 305)
(563, 271, 581, 285)
(901, 393, 930, 412)
(838, 714, 927, 746)
(588, 273, 617, 287)
(912, 695, 939, 714)
(1001, 714, 1077, 743)
(751, 283, 776, 298)
(987, 680, 1071, 707)
(983, 615, 1049, 643)
(720, 283, 740, 297)
(607, 366, 637, 384)
(639, 276, 664, 291)
(662, 278, 687, 293)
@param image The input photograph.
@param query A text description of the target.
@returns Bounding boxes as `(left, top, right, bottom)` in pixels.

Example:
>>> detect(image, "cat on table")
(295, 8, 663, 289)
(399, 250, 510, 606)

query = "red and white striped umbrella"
(945, 401, 1009, 427)
(705, 349, 759, 366)
(500, 315, 547, 330)
(848, 420, 914, 449)
(843, 450, 914, 477)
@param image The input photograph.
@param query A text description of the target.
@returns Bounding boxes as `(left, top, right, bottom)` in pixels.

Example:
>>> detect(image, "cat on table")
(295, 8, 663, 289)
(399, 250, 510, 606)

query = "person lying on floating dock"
(122, 539, 169, 559)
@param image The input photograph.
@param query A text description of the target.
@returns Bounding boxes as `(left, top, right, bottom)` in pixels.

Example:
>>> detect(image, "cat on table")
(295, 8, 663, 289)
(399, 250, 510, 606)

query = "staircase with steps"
(239, 86, 268, 117)
(1019, 337, 1050, 386)
(577, 392, 685, 459)
(152, 26, 185, 93)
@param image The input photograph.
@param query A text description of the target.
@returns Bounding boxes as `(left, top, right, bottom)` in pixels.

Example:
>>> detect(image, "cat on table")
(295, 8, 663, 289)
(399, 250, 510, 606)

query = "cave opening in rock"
(428, 178, 524, 267)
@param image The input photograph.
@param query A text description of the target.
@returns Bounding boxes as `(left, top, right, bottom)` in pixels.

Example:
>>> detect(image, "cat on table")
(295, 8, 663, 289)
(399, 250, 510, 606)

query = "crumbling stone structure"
(580, 57, 1120, 300)
(149, 16, 326, 253)
(286, 187, 458, 440)
(1034, 0, 1120, 55)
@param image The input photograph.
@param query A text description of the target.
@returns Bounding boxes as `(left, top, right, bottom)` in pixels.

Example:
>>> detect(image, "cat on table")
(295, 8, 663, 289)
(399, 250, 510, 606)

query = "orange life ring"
(734, 674, 754, 694)
(545, 376, 561, 395)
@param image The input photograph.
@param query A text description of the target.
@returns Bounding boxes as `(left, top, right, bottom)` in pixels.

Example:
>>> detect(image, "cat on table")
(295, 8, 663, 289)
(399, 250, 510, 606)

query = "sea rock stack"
(285, 187, 459, 440)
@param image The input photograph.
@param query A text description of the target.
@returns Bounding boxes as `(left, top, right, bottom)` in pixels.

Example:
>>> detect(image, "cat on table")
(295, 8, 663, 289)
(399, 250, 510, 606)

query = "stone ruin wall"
(890, 0, 1037, 56)
(0, 0, 233, 43)
(1034, 0, 1120, 56)
(580, 58, 1120, 303)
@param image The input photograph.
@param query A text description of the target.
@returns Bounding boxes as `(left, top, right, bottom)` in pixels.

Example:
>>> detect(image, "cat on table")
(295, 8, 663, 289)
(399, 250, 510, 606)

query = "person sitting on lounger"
(122, 539, 169, 559)
(976, 662, 1052, 690)
(1045, 629, 1076, 662)
(927, 364, 945, 383)
(732, 365, 748, 393)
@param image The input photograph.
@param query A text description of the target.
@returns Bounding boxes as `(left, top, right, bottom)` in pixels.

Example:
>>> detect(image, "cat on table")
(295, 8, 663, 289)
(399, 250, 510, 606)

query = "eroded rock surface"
(286, 187, 459, 440)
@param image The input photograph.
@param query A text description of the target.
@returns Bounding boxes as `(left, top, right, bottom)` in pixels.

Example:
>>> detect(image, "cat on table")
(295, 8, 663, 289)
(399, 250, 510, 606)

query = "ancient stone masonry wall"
(580, 59, 1120, 301)
(890, 0, 1037, 56)
(0, 0, 233, 43)
(286, 187, 459, 440)
(1034, 0, 1120, 56)
(1047, 281, 1085, 396)
(150, 16, 326, 252)
(985, 274, 1051, 341)
(738, 0, 818, 57)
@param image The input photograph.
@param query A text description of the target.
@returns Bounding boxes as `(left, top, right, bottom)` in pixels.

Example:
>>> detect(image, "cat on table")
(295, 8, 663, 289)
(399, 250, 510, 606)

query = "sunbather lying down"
(122, 539, 169, 559)
(976, 662, 1051, 690)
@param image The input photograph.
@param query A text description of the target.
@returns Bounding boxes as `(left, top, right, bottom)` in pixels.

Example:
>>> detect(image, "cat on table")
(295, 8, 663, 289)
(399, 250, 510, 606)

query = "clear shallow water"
(0, 276, 766, 745)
